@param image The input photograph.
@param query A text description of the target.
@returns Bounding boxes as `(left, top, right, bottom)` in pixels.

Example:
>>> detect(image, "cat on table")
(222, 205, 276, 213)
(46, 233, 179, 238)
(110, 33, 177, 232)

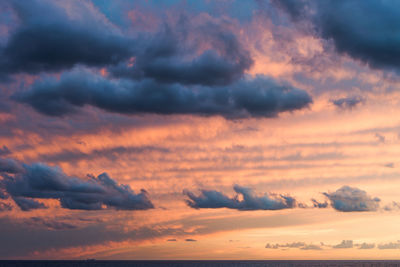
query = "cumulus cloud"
(0, 157, 154, 211)
(332, 240, 353, 249)
(2, 0, 252, 87)
(276, 0, 400, 72)
(300, 244, 322, 250)
(323, 186, 380, 212)
(0, 0, 133, 77)
(184, 185, 297, 211)
(14, 69, 312, 118)
(331, 96, 364, 110)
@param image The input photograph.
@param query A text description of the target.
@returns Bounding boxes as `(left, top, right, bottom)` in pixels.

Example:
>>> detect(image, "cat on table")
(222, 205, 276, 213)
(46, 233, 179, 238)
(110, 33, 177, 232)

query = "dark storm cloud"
(184, 185, 297, 210)
(0, 0, 133, 76)
(14, 69, 312, 118)
(12, 197, 47, 211)
(0, 157, 154, 211)
(323, 186, 380, 212)
(331, 96, 364, 110)
(275, 0, 400, 72)
(1, 0, 252, 87)
(109, 19, 253, 86)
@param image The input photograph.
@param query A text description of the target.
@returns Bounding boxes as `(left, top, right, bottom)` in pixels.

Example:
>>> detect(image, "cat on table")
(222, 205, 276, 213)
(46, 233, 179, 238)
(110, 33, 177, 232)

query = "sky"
(1, 0, 400, 260)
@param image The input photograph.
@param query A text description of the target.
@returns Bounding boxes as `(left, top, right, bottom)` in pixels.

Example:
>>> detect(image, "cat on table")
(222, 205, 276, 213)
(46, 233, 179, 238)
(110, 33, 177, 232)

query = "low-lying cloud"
(184, 185, 297, 211)
(0, 157, 154, 211)
(323, 186, 380, 212)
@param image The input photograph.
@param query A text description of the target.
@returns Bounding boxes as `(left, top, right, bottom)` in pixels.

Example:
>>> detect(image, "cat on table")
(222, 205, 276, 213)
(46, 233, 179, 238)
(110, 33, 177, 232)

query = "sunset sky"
(2, 0, 400, 260)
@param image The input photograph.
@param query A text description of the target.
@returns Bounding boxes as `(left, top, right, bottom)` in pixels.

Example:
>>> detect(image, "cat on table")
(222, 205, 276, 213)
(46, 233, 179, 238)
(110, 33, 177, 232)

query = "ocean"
(1, 261, 400, 267)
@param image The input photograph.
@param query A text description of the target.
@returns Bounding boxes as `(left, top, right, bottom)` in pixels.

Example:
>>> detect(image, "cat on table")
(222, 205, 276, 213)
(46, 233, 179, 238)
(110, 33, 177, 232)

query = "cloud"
(266, 242, 322, 250)
(323, 186, 380, 212)
(375, 133, 385, 143)
(276, 0, 400, 73)
(378, 241, 400, 250)
(167, 239, 177, 242)
(331, 96, 364, 110)
(0, 158, 23, 174)
(0, 157, 154, 211)
(109, 17, 253, 86)
(357, 243, 375, 250)
(12, 197, 47, 211)
(0, 202, 12, 211)
(0, 145, 11, 156)
(185, 239, 197, 242)
(300, 244, 322, 250)
(26, 217, 77, 231)
(14, 69, 312, 119)
(0, 0, 132, 77)
(332, 240, 353, 249)
(311, 199, 328, 208)
(184, 185, 297, 211)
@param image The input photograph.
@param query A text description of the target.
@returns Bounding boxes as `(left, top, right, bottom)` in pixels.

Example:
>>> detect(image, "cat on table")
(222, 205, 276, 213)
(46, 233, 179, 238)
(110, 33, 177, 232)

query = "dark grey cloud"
(332, 240, 353, 249)
(331, 96, 364, 110)
(1, 0, 252, 88)
(14, 69, 312, 118)
(0, 157, 154, 211)
(12, 196, 47, 211)
(0, 0, 133, 78)
(185, 239, 197, 242)
(276, 0, 400, 73)
(109, 19, 253, 86)
(323, 186, 380, 212)
(184, 184, 297, 211)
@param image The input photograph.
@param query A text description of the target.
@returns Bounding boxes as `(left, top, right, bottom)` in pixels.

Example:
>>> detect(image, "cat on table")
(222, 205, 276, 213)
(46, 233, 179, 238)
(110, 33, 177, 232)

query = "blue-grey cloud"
(1, 0, 252, 88)
(0, 0, 133, 77)
(276, 0, 400, 72)
(184, 185, 297, 210)
(331, 96, 364, 110)
(332, 240, 353, 249)
(0, 157, 154, 211)
(311, 199, 328, 208)
(378, 241, 400, 250)
(323, 186, 380, 212)
(26, 217, 77, 231)
(14, 69, 312, 118)
(12, 197, 47, 211)
(357, 243, 375, 249)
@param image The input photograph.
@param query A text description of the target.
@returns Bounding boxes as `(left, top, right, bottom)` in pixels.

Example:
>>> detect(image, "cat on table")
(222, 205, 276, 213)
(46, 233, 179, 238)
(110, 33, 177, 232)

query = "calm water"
(1, 261, 400, 267)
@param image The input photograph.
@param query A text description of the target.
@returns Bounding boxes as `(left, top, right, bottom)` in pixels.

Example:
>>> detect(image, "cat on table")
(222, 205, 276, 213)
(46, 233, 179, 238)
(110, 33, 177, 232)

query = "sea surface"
(1, 261, 400, 267)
